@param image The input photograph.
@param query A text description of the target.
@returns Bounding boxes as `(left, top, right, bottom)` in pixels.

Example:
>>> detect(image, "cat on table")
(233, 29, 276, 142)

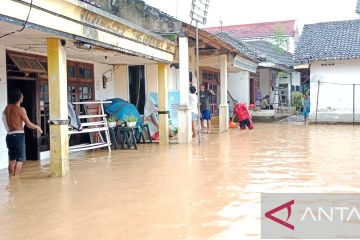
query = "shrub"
(292, 91, 303, 111)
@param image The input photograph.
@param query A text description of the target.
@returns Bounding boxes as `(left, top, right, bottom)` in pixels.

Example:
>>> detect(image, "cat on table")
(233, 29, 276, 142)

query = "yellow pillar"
(47, 38, 69, 177)
(158, 63, 169, 145)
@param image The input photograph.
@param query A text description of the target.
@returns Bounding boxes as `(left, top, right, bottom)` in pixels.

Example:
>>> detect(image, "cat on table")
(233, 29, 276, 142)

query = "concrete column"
(0, 45, 8, 169)
(177, 37, 192, 144)
(158, 63, 169, 145)
(274, 71, 280, 109)
(47, 38, 69, 177)
(189, 47, 198, 87)
(219, 55, 229, 132)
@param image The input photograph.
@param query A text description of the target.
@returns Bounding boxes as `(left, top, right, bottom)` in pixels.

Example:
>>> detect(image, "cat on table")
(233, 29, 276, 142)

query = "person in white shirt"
(189, 86, 198, 138)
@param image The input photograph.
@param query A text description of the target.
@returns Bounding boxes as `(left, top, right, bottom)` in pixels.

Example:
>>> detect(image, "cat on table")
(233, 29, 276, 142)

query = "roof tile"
(214, 32, 264, 62)
(245, 41, 294, 67)
(294, 20, 360, 64)
(205, 20, 296, 39)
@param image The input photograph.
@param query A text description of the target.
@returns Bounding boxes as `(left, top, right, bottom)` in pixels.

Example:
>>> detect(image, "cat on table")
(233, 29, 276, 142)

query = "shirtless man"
(3, 89, 42, 176)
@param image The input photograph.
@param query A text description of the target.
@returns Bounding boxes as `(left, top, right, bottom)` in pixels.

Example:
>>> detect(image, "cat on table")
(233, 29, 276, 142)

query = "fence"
(313, 81, 360, 124)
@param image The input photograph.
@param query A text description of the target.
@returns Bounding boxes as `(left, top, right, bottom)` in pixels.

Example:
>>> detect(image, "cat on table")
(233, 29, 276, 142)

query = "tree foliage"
(273, 25, 288, 53)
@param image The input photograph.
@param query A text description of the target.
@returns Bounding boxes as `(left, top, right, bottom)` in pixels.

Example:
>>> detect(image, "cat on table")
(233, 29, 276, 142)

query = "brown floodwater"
(0, 122, 360, 240)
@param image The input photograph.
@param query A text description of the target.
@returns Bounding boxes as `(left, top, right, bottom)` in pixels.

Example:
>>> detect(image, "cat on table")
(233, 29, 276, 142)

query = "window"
(78, 64, 93, 81)
(68, 66, 76, 78)
(8, 53, 47, 74)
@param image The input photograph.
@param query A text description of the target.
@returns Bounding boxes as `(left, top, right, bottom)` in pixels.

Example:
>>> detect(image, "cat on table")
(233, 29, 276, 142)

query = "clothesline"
(310, 81, 360, 86)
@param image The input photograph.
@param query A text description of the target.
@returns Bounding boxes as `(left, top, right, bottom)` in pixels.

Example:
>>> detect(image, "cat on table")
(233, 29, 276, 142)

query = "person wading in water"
(3, 89, 42, 176)
(199, 84, 215, 133)
(302, 94, 311, 123)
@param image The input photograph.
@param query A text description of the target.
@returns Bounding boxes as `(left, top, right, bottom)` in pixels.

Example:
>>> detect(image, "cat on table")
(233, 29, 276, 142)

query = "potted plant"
(107, 115, 117, 128)
(125, 115, 138, 128)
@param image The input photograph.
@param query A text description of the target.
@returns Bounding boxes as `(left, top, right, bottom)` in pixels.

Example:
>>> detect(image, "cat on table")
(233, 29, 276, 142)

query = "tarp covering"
(104, 98, 142, 126)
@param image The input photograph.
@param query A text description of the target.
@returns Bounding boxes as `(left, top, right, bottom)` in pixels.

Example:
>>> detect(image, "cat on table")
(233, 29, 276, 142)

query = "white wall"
(0, 45, 8, 169)
(292, 71, 301, 86)
(94, 63, 115, 100)
(259, 69, 272, 97)
(260, 70, 301, 107)
(310, 59, 360, 122)
(145, 64, 158, 93)
(168, 67, 179, 91)
(114, 65, 129, 100)
(228, 71, 250, 105)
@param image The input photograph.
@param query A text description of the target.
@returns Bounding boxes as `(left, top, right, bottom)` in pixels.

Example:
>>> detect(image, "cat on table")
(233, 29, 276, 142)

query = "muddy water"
(1, 123, 360, 240)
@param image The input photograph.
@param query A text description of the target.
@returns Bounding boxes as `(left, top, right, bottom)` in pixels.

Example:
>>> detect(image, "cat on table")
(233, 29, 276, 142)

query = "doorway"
(7, 80, 39, 160)
(128, 65, 145, 114)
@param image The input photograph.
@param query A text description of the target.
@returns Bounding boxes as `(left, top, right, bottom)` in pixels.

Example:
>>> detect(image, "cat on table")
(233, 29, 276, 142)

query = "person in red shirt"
(233, 103, 254, 130)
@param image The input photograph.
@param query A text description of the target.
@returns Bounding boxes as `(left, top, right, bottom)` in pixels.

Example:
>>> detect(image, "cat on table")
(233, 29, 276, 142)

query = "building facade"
(294, 19, 360, 123)
(0, 0, 176, 173)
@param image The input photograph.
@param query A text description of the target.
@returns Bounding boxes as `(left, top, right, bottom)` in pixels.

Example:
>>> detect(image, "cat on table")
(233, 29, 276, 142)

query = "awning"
(233, 56, 257, 73)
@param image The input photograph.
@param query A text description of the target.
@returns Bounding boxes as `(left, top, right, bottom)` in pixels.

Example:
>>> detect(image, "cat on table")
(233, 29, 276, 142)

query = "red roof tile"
(205, 20, 296, 39)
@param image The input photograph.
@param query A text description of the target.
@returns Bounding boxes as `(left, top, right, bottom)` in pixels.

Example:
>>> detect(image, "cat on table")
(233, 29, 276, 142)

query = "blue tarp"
(104, 98, 142, 126)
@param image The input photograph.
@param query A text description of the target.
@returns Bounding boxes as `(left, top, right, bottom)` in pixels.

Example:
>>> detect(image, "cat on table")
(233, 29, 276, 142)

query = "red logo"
(265, 200, 295, 230)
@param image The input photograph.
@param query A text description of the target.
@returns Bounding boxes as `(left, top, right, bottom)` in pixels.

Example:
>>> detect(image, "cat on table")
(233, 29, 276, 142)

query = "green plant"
(273, 25, 288, 53)
(276, 71, 287, 79)
(292, 91, 303, 111)
(125, 115, 138, 122)
(107, 115, 117, 122)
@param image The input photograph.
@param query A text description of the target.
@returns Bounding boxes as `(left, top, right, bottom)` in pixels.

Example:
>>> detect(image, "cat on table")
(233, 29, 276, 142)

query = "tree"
(273, 25, 288, 53)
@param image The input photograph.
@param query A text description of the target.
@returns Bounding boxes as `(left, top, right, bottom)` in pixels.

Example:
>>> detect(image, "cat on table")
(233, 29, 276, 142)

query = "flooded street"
(1, 123, 360, 240)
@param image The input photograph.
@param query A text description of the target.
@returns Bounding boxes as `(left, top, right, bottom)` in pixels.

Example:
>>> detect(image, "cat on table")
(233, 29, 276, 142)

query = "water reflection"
(0, 123, 360, 239)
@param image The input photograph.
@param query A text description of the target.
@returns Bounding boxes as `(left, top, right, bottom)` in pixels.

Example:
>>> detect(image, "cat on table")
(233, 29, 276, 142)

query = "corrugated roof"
(294, 20, 360, 64)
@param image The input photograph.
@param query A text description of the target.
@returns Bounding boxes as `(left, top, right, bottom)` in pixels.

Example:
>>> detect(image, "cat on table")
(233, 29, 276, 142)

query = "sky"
(143, 0, 359, 30)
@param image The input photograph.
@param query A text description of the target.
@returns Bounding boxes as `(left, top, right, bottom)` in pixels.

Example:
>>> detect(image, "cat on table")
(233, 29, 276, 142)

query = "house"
(206, 20, 299, 53)
(294, 19, 360, 123)
(0, 0, 176, 174)
(215, 32, 300, 113)
(205, 21, 301, 115)
(94, 0, 262, 136)
(0, 0, 264, 174)
(245, 40, 300, 109)
(215, 32, 263, 106)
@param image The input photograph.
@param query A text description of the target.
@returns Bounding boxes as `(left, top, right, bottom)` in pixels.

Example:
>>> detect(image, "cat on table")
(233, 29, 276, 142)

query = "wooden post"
(158, 63, 169, 145)
(315, 80, 320, 123)
(47, 38, 69, 177)
(353, 84, 356, 125)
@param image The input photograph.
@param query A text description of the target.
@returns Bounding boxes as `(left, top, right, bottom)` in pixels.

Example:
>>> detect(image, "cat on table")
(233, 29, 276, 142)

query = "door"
(38, 81, 50, 152)
(250, 78, 255, 104)
(201, 69, 220, 115)
(7, 80, 39, 160)
(128, 65, 145, 114)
